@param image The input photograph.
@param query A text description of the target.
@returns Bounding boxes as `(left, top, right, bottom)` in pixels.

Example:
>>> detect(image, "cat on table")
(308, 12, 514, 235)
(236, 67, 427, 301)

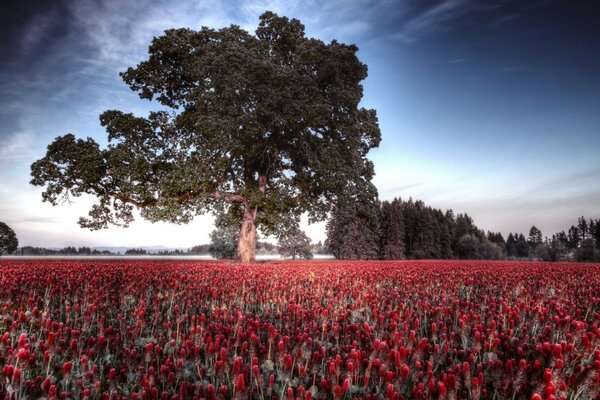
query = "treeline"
(507, 217, 600, 262)
(326, 197, 600, 261)
(17, 246, 114, 256)
(15, 241, 329, 257)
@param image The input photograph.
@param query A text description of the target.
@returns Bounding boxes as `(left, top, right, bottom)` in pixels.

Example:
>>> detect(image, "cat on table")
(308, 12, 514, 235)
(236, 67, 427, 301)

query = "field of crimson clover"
(1, 260, 600, 400)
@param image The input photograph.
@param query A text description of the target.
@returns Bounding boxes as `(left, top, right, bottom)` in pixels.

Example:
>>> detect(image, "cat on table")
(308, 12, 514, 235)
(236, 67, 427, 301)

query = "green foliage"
(125, 248, 148, 255)
(379, 198, 405, 259)
(278, 228, 313, 260)
(0, 222, 18, 255)
(577, 239, 597, 262)
(209, 225, 238, 259)
(325, 186, 380, 260)
(527, 226, 542, 249)
(30, 12, 380, 252)
(456, 234, 478, 259)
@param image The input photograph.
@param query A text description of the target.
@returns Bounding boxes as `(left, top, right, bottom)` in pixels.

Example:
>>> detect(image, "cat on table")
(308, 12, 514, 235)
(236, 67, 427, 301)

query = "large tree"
(0, 222, 19, 255)
(30, 12, 380, 263)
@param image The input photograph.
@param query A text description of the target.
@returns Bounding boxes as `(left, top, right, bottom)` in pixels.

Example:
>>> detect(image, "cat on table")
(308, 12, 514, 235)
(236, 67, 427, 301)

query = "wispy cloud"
(20, 10, 60, 55)
(0, 131, 36, 165)
(389, 0, 533, 43)
(67, 0, 232, 69)
(393, 0, 471, 43)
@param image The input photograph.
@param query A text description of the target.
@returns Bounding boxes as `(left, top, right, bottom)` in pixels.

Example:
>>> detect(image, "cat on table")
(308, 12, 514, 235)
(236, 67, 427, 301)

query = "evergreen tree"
(379, 198, 405, 259)
(506, 233, 516, 258)
(577, 239, 597, 262)
(591, 219, 600, 246)
(555, 231, 569, 250)
(527, 226, 542, 250)
(547, 234, 567, 261)
(452, 213, 477, 255)
(515, 234, 529, 258)
(439, 216, 453, 259)
(326, 189, 380, 260)
(402, 198, 416, 257)
(567, 225, 580, 250)
(410, 201, 440, 259)
(578, 216, 588, 241)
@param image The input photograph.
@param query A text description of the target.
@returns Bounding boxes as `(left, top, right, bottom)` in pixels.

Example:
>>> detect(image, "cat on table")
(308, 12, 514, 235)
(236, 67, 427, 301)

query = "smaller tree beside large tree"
(0, 222, 19, 255)
(326, 185, 380, 260)
(208, 225, 239, 259)
(278, 228, 313, 260)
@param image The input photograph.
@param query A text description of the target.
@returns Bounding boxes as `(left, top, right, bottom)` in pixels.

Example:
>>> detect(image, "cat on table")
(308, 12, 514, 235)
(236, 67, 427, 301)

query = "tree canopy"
(208, 225, 238, 259)
(0, 222, 18, 255)
(30, 12, 380, 262)
(278, 227, 313, 260)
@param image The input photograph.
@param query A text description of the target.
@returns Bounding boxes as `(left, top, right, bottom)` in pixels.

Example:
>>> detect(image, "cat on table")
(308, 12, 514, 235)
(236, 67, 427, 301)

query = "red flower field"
(0, 260, 599, 400)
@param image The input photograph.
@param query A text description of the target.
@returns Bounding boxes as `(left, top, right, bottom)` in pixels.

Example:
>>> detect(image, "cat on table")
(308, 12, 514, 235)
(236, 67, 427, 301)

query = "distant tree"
(125, 248, 147, 255)
(311, 241, 327, 255)
(577, 239, 597, 262)
(578, 217, 589, 241)
(545, 234, 566, 261)
(567, 225, 581, 250)
(487, 231, 505, 246)
(590, 219, 598, 243)
(61, 246, 78, 255)
(326, 189, 380, 260)
(555, 231, 569, 250)
(278, 228, 313, 260)
(29, 12, 380, 263)
(437, 223, 452, 259)
(256, 241, 278, 255)
(515, 234, 529, 258)
(591, 219, 600, 251)
(456, 234, 478, 259)
(78, 246, 92, 255)
(379, 198, 405, 259)
(0, 222, 19, 255)
(413, 202, 442, 259)
(189, 244, 210, 255)
(505, 233, 516, 258)
(477, 238, 503, 260)
(452, 213, 478, 256)
(402, 199, 442, 259)
(527, 226, 542, 251)
(486, 231, 506, 256)
(535, 243, 552, 261)
(209, 225, 239, 259)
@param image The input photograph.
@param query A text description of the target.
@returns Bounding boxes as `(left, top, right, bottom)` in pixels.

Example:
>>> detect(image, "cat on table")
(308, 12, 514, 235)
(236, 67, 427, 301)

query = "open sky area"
(1, 0, 599, 248)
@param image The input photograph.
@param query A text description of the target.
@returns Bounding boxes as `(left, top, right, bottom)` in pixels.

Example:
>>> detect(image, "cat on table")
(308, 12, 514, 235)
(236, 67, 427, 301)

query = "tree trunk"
(236, 175, 266, 263)
(237, 208, 257, 263)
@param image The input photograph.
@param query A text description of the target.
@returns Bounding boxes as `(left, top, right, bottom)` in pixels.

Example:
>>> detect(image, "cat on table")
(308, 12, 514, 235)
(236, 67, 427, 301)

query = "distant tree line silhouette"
(14, 241, 325, 258)
(17, 246, 114, 256)
(326, 197, 599, 261)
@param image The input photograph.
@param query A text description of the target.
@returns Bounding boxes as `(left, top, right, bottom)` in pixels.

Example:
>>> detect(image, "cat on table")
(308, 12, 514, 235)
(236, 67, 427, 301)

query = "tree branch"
(213, 190, 245, 203)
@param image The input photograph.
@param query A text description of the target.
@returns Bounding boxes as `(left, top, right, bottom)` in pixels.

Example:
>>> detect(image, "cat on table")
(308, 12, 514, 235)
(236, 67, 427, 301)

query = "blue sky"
(1, 0, 599, 248)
